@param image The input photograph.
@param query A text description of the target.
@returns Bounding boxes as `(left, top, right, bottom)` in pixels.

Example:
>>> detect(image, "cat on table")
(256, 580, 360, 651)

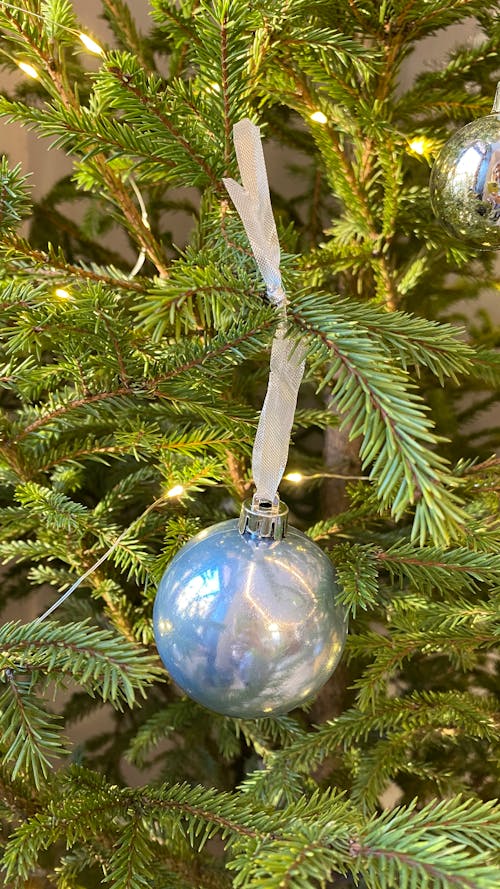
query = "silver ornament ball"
(153, 500, 347, 718)
(430, 113, 500, 248)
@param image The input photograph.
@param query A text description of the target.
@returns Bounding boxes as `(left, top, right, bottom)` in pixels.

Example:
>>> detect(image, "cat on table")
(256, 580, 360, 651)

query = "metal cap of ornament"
(238, 495, 289, 540)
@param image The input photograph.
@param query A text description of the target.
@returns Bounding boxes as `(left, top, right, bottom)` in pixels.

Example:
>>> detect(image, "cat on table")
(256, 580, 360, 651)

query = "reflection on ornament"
(153, 499, 347, 718)
(430, 113, 500, 248)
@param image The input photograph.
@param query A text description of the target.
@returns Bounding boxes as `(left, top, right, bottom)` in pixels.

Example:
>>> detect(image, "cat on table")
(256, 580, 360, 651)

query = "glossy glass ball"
(430, 114, 500, 248)
(153, 519, 347, 718)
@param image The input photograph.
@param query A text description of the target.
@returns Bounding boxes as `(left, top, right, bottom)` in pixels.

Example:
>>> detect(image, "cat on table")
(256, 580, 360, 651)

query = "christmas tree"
(0, 1, 500, 886)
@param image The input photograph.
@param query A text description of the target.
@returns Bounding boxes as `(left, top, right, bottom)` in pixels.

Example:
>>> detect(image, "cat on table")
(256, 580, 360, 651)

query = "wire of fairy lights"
(0, 1, 104, 57)
(32, 487, 186, 626)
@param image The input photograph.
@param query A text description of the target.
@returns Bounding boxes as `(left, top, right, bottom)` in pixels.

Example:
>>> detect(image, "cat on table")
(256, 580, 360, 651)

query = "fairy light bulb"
(408, 136, 436, 159)
(409, 138, 425, 155)
(310, 111, 328, 124)
(54, 288, 73, 301)
(17, 61, 38, 79)
(166, 484, 185, 498)
(79, 33, 104, 55)
(285, 472, 304, 483)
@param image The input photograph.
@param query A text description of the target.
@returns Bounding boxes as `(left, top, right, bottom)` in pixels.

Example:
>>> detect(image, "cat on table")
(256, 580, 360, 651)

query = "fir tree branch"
(107, 63, 224, 194)
(0, 620, 163, 709)
(220, 7, 232, 171)
(6, 773, 499, 889)
(289, 299, 467, 544)
(6, 316, 273, 444)
(0, 6, 169, 276)
(101, 0, 155, 71)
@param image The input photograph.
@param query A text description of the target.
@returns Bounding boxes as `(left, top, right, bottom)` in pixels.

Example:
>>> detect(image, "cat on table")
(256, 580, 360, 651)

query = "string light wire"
(32, 488, 183, 626)
(0, 1, 104, 53)
(32, 528, 131, 625)
(128, 178, 149, 278)
(1, 2, 359, 624)
(284, 471, 368, 482)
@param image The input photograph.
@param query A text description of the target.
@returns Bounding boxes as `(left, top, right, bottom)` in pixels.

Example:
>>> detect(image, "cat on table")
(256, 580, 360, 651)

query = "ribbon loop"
(223, 119, 306, 503)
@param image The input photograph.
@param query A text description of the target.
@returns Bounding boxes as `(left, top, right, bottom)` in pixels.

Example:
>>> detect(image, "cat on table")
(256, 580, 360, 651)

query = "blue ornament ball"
(153, 504, 347, 718)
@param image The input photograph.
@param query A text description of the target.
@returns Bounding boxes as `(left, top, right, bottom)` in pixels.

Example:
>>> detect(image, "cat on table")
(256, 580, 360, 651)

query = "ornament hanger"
(223, 120, 306, 521)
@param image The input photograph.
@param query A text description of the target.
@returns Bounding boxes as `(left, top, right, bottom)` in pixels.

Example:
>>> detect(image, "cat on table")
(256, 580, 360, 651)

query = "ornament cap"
(238, 495, 289, 540)
(493, 82, 500, 114)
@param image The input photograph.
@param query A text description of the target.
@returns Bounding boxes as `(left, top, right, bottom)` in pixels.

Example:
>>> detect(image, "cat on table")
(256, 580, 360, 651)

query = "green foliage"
(0, 670, 65, 788)
(3, 770, 500, 889)
(0, 158, 32, 233)
(0, 0, 500, 887)
(0, 619, 162, 787)
(292, 290, 467, 543)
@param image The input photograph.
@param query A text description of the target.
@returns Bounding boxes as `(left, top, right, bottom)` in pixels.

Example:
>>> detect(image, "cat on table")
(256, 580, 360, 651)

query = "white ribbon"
(223, 119, 306, 504)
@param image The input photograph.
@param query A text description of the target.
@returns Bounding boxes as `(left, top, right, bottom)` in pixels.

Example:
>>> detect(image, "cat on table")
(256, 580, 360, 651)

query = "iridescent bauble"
(430, 113, 500, 248)
(153, 508, 347, 718)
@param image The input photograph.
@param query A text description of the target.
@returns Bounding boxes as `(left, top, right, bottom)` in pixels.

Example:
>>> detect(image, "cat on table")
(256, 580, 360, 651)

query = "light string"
(32, 527, 131, 626)
(0, 1, 104, 56)
(2, 19, 356, 626)
(28, 468, 365, 626)
(31, 489, 183, 626)
(284, 471, 367, 483)
(0, 2, 153, 622)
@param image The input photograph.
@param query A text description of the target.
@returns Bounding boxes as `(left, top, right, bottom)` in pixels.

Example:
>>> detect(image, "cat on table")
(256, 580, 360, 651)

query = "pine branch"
(3, 763, 500, 888)
(0, 159, 32, 233)
(101, 0, 155, 71)
(0, 8, 169, 276)
(0, 238, 144, 291)
(126, 700, 197, 768)
(0, 671, 66, 789)
(105, 816, 157, 889)
(245, 692, 499, 789)
(102, 54, 224, 192)
(0, 2, 499, 885)
(377, 542, 500, 593)
(352, 796, 500, 889)
(289, 293, 467, 543)
(348, 601, 499, 710)
(0, 620, 163, 709)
